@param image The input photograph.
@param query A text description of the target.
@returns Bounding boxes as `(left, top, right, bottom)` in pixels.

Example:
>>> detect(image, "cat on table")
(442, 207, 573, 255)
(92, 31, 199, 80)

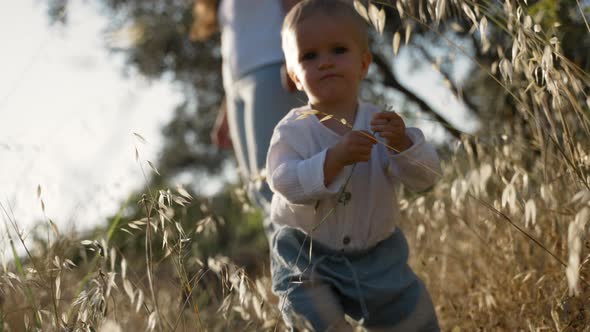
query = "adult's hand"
(190, 0, 219, 41)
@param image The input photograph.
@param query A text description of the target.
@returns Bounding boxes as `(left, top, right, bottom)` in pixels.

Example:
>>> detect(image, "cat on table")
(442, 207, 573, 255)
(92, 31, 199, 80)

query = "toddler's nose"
(318, 56, 334, 70)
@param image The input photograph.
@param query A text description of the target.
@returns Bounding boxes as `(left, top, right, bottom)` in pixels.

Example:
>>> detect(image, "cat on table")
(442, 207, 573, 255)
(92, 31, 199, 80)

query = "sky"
(0, 0, 477, 257)
(0, 0, 183, 249)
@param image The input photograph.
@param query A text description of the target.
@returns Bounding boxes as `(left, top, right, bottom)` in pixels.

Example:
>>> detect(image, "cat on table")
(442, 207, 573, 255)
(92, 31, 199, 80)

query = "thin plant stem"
(0, 203, 42, 328)
(66, 195, 131, 321)
(575, 0, 590, 33)
(142, 197, 167, 331)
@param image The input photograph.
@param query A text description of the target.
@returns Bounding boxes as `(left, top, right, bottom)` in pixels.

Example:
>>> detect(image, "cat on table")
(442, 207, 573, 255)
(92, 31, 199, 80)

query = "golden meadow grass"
(1, 0, 589, 331)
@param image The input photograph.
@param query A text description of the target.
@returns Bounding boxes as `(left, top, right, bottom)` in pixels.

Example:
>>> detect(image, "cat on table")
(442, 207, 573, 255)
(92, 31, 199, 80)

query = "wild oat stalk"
(360, 0, 590, 294)
(1, 202, 42, 329)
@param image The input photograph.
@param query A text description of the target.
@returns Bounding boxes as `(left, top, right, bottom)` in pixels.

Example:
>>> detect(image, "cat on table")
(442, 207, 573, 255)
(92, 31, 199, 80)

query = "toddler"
(267, 0, 442, 330)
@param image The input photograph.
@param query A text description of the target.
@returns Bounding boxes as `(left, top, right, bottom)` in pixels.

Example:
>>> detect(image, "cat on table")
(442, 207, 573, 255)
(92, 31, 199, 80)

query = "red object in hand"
(211, 101, 233, 150)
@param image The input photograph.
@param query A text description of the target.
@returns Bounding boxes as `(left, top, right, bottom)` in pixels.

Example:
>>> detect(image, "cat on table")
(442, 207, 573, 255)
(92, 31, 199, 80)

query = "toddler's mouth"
(320, 73, 340, 80)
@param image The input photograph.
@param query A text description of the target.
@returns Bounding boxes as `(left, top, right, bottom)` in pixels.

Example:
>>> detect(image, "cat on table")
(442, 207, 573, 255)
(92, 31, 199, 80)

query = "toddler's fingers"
(355, 150, 372, 162)
(371, 124, 389, 133)
(372, 121, 404, 133)
(372, 111, 404, 125)
(379, 131, 404, 139)
(370, 118, 389, 126)
(356, 130, 378, 143)
(375, 111, 402, 120)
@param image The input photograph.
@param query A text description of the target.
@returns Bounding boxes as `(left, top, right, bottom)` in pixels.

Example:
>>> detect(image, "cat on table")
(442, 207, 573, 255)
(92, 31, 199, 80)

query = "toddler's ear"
(281, 64, 298, 92)
(360, 50, 372, 78)
(288, 68, 305, 91)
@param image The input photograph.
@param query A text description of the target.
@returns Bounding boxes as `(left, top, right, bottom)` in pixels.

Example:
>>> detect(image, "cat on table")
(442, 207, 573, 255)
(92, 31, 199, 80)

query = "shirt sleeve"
(266, 125, 348, 205)
(387, 128, 441, 192)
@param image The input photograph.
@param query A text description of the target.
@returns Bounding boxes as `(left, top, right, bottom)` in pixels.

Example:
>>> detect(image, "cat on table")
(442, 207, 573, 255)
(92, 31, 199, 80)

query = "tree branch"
(414, 44, 480, 117)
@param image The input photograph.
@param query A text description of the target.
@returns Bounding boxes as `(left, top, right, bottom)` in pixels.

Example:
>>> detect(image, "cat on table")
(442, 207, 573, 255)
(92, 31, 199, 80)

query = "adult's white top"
(266, 101, 441, 252)
(218, 0, 286, 86)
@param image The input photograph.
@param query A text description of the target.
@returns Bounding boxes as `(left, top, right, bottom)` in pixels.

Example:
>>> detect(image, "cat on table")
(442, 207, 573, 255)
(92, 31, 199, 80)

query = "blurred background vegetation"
(1, 0, 589, 330)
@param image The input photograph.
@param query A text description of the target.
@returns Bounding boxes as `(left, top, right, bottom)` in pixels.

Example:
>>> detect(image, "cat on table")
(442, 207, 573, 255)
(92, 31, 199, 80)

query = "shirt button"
(342, 236, 351, 245)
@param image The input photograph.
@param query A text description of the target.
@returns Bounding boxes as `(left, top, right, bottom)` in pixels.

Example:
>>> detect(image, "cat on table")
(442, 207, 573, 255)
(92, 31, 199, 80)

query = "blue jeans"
(271, 226, 440, 331)
(226, 63, 305, 229)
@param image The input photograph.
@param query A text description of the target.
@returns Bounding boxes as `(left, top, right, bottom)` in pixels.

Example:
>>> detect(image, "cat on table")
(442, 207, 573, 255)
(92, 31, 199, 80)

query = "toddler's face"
(286, 14, 371, 106)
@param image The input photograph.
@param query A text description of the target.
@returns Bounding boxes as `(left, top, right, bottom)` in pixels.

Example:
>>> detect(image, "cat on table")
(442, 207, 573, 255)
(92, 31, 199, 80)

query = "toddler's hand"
(370, 111, 412, 153)
(332, 130, 377, 166)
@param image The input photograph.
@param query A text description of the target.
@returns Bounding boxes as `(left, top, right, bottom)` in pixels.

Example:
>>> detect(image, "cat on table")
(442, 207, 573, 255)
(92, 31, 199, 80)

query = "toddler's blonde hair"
(281, 0, 369, 70)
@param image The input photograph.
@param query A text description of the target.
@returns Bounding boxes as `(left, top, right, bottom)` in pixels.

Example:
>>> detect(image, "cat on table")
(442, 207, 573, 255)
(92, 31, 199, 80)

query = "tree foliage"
(40, 0, 481, 180)
(42, 0, 590, 210)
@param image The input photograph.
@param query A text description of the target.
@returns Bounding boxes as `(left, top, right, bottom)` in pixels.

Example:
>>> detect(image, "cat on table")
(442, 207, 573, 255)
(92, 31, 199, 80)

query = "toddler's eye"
(301, 52, 317, 61)
(333, 46, 348, 54)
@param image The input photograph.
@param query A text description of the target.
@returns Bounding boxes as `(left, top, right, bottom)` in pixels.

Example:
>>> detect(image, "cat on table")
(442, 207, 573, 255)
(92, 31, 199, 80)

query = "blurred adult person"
(192, 0, 304, 229)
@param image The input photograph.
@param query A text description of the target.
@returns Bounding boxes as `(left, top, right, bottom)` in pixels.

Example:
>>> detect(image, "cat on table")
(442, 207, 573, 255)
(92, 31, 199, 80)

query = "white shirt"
(267, 101, 441, 252)
(218, 0, 286, 86)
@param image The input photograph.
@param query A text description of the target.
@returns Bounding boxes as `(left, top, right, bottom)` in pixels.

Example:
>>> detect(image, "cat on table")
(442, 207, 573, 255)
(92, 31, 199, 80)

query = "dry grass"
(403, 132, 590, 331)
(2, 0, 589, 331)
(2, 132, 588, 331)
